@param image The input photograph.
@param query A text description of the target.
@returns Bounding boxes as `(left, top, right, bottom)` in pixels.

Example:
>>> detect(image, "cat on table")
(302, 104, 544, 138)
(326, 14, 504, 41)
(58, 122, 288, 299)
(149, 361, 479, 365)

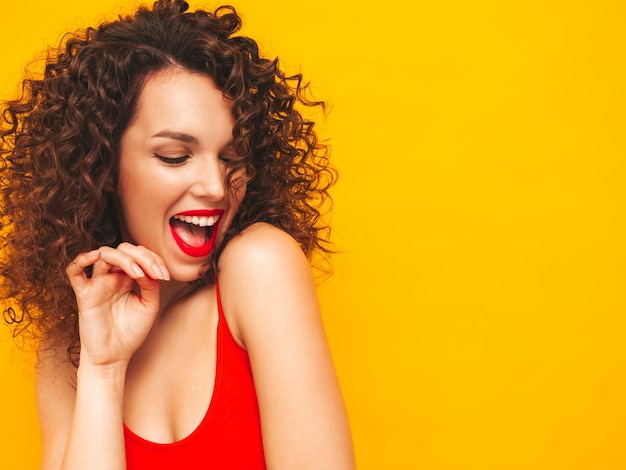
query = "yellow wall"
(2, 1, 626, 468)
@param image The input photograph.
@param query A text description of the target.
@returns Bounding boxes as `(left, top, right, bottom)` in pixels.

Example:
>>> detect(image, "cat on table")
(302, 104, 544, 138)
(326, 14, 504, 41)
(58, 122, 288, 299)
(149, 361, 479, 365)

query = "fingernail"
(132, 264, 145, 278)
(161, 265, 170, 281)
(151, 264, 159, 279)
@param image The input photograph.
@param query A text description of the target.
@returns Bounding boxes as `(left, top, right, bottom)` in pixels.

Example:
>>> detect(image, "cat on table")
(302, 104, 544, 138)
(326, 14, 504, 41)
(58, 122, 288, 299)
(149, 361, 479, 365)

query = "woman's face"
(116, 68, 245, 282)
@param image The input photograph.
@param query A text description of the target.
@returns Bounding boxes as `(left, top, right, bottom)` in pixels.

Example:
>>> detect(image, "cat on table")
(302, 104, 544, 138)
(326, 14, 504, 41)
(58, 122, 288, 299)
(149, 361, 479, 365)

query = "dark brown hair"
(0, 0, 334, 360)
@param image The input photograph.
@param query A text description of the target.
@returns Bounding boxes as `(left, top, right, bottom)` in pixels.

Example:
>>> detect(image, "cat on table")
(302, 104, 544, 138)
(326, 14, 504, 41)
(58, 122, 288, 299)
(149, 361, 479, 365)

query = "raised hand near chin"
(66, 242, 170, 369)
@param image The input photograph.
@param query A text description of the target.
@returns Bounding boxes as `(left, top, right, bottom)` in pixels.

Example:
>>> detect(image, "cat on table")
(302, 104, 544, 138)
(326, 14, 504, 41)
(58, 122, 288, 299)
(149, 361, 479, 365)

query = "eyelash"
(219, 151, 238, 165)
(154, 152, 237, 166)
(154, 154, 189, 165)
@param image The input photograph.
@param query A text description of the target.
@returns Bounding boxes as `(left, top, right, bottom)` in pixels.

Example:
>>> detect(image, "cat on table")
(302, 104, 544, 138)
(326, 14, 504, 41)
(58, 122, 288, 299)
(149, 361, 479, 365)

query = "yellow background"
(2, 0, 626, 468)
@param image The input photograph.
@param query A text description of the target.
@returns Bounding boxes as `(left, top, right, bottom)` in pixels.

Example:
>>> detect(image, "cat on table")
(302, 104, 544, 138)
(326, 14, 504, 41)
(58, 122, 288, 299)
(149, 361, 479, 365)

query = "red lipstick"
(169, 209, 224, 257)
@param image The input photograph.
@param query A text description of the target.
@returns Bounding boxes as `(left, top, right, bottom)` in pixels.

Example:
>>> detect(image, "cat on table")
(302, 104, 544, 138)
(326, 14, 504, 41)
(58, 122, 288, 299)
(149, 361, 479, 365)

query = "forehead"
(124, 68, 235, 144)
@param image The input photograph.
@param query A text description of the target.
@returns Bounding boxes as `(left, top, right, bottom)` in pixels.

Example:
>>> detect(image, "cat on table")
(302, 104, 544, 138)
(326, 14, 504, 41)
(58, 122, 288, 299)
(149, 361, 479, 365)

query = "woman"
(0, 0, 355, 468)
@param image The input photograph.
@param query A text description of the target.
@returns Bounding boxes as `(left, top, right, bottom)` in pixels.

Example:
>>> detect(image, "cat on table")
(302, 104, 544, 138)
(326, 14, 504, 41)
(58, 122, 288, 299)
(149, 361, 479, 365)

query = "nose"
(189, 154, 227, 201)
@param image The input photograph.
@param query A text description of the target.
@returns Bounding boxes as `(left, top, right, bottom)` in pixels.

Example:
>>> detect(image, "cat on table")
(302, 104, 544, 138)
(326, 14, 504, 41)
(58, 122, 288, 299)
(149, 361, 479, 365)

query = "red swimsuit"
(123, 284, 266, 469)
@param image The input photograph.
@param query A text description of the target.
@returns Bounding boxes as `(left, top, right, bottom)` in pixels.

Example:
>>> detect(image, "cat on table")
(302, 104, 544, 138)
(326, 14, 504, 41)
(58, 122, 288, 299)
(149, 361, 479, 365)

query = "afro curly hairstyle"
(0, 0, 335, 362)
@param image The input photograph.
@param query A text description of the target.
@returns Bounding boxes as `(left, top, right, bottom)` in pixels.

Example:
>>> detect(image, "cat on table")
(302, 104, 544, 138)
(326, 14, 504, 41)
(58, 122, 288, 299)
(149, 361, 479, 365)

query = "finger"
(134, 274, 161, 312)
(95, 246, 151, 280)
(90, 255, 140, 279)
(115, 243, 170, 281)
(66, 250, 101, 290)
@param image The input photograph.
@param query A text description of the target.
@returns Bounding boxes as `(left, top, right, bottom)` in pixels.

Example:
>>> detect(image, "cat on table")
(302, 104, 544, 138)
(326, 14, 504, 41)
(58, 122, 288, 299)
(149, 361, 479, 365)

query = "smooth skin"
(35, 69, 355, 469)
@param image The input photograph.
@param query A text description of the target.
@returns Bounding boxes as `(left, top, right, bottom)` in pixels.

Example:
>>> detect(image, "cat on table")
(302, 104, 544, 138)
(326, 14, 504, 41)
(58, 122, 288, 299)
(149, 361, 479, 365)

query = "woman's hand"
(66, 243, 170, 369)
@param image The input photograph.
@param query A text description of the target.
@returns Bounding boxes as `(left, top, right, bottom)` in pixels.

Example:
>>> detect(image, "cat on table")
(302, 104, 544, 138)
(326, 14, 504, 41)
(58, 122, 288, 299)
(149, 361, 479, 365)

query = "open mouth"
(169, 211, 223, 257)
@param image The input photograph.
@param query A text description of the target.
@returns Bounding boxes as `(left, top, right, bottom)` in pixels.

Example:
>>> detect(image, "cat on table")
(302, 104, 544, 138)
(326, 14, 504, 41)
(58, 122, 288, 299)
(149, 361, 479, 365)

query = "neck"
(158, 279, 198, 316)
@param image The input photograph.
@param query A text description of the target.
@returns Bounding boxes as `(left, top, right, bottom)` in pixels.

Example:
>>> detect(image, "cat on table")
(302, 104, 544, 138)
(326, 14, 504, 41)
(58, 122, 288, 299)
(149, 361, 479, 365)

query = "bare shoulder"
(36, 340, 77, 470)
(220, 222, 307, 270)
(217, 223, 355, 468)
(218, 222, 314, 345)
(36, 340, 77, 404)
(219, 223, 317, 336)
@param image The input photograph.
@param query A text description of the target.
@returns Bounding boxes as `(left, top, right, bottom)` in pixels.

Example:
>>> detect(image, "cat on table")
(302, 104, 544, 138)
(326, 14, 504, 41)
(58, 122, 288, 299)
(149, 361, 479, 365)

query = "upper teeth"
(173, 214, 220, 227)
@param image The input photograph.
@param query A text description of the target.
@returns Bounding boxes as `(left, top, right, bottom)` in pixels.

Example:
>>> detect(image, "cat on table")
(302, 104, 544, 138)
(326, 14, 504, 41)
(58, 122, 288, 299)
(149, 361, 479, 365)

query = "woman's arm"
(219, 223, 356, 469)
(37, 346, 128, 470)
(36, 345, 77, 470)
(37, 245, 167, 470)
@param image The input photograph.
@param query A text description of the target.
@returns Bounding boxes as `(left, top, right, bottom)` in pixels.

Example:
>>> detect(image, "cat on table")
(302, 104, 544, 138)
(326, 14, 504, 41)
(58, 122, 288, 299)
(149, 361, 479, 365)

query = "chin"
(168, 264, 207, 283)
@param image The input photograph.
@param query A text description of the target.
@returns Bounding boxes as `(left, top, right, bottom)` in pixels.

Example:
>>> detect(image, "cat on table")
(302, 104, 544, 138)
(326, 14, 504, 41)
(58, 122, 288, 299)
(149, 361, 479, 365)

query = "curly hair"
(0, 0, 334, 360)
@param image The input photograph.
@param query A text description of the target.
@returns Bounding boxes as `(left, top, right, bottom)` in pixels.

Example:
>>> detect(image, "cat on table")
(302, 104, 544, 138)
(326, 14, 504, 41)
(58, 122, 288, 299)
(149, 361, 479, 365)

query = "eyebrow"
(152, 130, 199, 145)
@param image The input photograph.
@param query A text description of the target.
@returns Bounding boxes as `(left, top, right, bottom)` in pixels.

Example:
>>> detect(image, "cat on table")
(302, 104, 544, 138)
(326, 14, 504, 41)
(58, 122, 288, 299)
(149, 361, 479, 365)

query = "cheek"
(116, 179, 156, 239)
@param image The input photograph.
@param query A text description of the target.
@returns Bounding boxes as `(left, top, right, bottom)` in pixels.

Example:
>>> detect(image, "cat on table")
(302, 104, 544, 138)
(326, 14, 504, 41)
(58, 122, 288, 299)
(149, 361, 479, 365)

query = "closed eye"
(154, 154, 190, 165)
(219, 148, 238, 165)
